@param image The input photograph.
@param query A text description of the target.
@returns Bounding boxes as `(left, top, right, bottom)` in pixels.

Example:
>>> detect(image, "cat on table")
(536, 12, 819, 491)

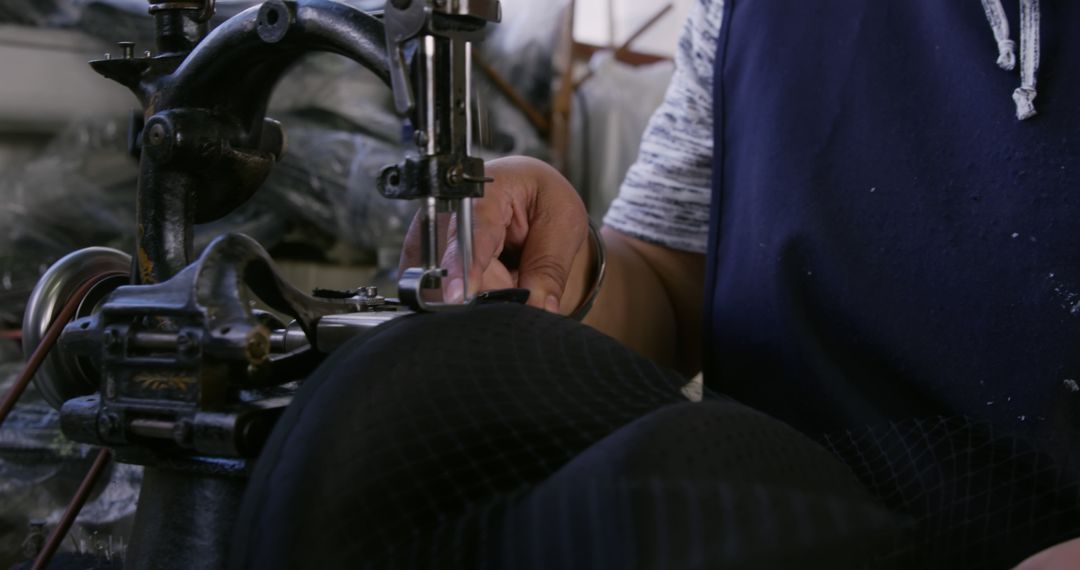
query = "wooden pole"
(550, 0, 577, 173)
(574, 3, 674, 90)
(474, 53, 550, 135)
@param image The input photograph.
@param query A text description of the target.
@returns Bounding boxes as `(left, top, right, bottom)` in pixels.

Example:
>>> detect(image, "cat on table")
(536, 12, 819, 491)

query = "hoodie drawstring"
(981, 0, 1041, 120)
(1012, 0, 1040, 120)
(980, 0, 1016, 70)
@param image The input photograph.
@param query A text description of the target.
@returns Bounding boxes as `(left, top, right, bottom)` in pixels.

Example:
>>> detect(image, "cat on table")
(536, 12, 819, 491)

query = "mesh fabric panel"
(821, 417, 1080, 568)
(231, 305, 1078, 569)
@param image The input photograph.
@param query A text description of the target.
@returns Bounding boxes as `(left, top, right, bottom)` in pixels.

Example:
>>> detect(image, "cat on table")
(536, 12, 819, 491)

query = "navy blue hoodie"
(705, 1, 1080, 565)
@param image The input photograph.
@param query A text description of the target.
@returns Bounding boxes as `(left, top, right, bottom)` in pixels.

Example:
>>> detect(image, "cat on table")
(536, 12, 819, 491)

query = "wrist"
(564, 219, 606, 320)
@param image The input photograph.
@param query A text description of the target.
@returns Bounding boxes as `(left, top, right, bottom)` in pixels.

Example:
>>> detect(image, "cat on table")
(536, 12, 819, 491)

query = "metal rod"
(423, 196, 439, 270)
(458, 41, 475, 300)
(130, 418, 178, 439)
(465, 41, 474, 153)
(457, 198, 474, 300)
(423, 35, 438, 156)
(32, 448, 113, 570)
(131, 331, 180, 351)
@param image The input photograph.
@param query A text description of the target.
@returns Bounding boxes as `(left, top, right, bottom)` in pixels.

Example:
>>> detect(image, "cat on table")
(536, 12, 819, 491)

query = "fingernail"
(545, 294, 560, 314)
(446, 278, 464, 303)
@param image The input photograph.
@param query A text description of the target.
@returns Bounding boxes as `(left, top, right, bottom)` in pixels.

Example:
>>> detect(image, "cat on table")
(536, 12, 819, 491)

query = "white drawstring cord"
(981, 0, 1016, 70)
(981, 0, 1040, 120)
(1012, 0, 1040, 120)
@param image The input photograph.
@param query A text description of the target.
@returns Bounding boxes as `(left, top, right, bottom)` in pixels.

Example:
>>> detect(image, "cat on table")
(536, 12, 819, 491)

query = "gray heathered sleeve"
(602, 0, 723, 254)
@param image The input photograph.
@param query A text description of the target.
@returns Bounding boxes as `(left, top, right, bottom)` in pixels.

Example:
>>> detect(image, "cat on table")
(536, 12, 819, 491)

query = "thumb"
(516, 208, 587, 313)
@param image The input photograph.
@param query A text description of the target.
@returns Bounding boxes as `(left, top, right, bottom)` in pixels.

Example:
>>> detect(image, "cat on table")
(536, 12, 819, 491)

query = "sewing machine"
(19, 0, 502, 566)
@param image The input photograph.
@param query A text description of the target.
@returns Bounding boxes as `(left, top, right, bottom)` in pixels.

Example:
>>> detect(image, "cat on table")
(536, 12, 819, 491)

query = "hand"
(1014, 537, 1080, 569)
(400, 156, 590, 313)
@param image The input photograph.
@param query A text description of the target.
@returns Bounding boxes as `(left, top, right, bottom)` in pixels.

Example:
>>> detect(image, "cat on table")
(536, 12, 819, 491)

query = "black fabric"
(705, 1, 1080, 564)
(821, 417, 1080, 567)
(231, 305, 898, 569)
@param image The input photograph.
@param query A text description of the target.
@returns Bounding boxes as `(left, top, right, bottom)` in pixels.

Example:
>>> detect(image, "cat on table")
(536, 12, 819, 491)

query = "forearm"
(561, 226, 705, 377)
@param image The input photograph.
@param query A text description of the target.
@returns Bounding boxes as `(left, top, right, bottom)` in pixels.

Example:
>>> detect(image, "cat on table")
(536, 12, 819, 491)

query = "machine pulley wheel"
(22, 247, 131, 410)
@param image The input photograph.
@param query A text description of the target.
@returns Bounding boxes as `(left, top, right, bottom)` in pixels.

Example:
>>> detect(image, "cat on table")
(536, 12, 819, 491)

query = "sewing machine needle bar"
(458, 198, 474, 300)
(423, 35, 438, 156)
(424, 196, 439, 271)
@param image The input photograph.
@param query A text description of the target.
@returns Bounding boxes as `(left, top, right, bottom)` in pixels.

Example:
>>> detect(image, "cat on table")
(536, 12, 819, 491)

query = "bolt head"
(177, 331, 200, 356)
(386, 168, 402, 188)
(172, 420, 194, 446)
(98, 413, 121, 436)
(447, 165, 465, 186)
(245, 332, 270, 363)
(102, 328, 122, 351)
(146, 123, 166, 146)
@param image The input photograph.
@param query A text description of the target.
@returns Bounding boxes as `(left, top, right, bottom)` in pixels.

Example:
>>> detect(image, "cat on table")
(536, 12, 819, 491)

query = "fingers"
(516, 199, 587, 312)
(399, 209, 424, 271)
(442, 197, 509, 302)
(399, 205, 450, 273)
(399, 156, 586, 312)
(403, 197, 510, 304)
(1013, 536, 1080, 570)
(481, 259, 516, 290)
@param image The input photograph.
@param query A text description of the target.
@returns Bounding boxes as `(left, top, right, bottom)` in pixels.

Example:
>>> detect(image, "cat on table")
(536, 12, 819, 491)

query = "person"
(396, 0, 1080, 567)
(231, 1, 1080, 568)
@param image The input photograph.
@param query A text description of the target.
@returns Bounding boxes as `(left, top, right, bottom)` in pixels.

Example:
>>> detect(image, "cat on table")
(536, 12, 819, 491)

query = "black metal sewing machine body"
(60, 234, 399, 462)
(55, 0, 398, 471)
(93, 0, 391, 284)
(49, 0, 503, 462)
(19, 0, 501, 566)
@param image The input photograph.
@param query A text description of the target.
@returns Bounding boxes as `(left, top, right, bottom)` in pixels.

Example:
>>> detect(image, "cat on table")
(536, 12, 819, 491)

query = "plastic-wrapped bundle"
(0, 119, 136, 326)
(0, 340, 141, 568)
(259, 116, 416, 257)
(0, 116, 415, 566)
(72, 0, 387, 50)
(0, 0, 78, 26)
(0, 110, 421, 324)
(484, 0, 568, 115)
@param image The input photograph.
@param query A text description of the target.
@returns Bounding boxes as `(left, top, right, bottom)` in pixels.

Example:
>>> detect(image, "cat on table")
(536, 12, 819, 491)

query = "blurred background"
(0, 0, 687, 565)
